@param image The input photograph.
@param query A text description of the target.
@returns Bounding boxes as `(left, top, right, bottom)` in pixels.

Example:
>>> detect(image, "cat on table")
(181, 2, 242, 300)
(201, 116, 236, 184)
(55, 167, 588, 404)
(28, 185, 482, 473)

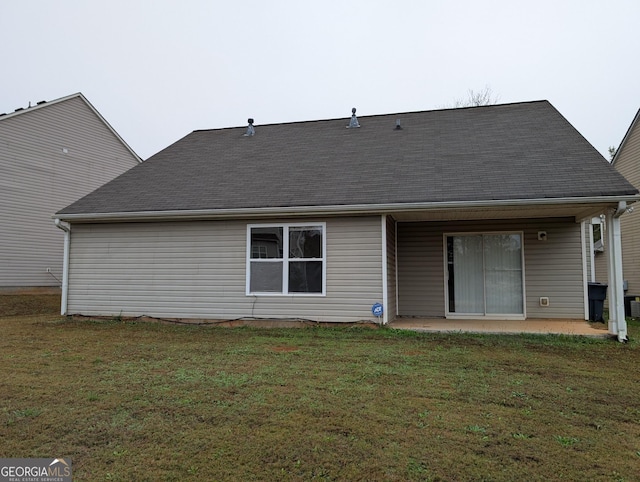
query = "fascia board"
(54, 194, 640, 223)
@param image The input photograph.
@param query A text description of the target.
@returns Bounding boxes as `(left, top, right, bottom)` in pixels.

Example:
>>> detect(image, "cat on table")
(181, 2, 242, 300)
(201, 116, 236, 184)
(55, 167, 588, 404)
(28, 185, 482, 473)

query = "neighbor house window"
(591, 217, 604, 252)
(247, 223, 326, 295)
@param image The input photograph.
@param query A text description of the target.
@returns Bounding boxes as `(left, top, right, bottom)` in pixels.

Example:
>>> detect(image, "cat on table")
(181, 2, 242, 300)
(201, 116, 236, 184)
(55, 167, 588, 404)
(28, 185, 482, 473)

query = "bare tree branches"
(446, 86, 500, 108)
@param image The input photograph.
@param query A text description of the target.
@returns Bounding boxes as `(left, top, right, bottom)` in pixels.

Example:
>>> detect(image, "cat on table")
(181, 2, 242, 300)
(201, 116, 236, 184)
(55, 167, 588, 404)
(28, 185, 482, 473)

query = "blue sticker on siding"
(371, 303, 384, 317)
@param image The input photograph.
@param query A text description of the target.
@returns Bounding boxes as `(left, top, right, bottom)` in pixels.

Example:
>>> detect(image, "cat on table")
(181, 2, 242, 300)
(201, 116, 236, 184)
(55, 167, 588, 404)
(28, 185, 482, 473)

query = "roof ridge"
(192, 100, 551, 133)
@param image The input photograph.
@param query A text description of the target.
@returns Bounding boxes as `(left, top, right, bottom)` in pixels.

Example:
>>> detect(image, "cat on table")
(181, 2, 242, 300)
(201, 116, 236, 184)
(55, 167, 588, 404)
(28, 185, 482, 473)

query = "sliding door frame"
(443, 231, 527, 320)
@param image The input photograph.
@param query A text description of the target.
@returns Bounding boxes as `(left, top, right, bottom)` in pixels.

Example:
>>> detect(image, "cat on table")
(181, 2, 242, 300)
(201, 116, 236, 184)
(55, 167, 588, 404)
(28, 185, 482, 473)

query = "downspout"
(54, 219, 70, 315)
(607, 202, 628, 342)
(613, 201, 627, 218)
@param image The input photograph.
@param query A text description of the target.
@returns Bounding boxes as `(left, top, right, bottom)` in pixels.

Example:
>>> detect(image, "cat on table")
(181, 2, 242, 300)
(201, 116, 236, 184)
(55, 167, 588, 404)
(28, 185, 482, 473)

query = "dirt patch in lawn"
(271, 345, 300, 352)
(0, 294, 60, 317)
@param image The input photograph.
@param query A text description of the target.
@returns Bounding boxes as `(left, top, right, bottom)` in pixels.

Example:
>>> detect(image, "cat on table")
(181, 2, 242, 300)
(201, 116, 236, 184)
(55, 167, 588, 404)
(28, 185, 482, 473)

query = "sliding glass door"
(446, 233, 524, 317)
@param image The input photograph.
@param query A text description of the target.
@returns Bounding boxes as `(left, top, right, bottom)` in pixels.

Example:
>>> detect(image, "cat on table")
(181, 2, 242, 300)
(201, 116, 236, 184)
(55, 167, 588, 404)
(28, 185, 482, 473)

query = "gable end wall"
(614, 120, 640, 293)
(0, 96, 139, 287)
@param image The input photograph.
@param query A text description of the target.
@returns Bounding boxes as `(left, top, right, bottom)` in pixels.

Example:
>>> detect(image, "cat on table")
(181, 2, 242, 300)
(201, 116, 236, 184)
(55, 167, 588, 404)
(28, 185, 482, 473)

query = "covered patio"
(387, 199, 634, 342)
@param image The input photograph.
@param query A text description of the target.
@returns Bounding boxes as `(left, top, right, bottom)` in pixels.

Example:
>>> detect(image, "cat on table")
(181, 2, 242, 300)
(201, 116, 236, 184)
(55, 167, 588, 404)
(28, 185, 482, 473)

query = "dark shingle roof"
(57, 100, 638, 216)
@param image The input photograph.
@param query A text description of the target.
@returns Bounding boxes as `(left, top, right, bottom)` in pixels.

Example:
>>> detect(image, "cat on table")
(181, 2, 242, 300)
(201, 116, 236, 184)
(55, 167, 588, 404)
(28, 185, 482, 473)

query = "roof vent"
(14, 107, 24, 112)
(394, 119, 403, 130)
(37, 100, 47, 105)
(244, 118, 255, 137)
(347, 108, 360, 128)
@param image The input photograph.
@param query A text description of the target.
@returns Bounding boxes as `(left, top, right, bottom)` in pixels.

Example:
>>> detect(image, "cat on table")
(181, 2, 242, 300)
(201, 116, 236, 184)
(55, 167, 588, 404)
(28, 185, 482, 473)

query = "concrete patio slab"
(388, 317, 610, 337)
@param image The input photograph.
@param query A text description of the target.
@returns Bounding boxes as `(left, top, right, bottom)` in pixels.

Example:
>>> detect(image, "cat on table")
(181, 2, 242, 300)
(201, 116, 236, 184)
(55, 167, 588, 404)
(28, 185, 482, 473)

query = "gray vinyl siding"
(385, 216, 397, 322)
(0, 96, 139, 287)
(614, 120, 640, 294)
(66, 216, 383, 323)
(397, 218, 585, 319)
(397, 222, 446, 317)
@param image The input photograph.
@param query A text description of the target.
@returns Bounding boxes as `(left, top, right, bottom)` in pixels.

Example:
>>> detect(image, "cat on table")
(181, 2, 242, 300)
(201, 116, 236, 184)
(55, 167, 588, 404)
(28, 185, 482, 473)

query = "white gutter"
(55, 195, 640, 223)
(613, 201, 628, 218)
(54, 219, 70, 315)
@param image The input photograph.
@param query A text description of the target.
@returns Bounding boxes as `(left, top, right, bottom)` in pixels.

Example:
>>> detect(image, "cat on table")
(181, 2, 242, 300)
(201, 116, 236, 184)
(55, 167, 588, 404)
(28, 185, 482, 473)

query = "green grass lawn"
(1, 298, 639, 481)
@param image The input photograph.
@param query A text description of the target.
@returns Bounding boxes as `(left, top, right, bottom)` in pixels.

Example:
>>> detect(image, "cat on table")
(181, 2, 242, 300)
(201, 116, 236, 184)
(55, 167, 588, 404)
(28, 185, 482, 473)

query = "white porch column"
(605, 205, 628, 342)
(581, 221, 589, 320)
(381, 214, 389, 325)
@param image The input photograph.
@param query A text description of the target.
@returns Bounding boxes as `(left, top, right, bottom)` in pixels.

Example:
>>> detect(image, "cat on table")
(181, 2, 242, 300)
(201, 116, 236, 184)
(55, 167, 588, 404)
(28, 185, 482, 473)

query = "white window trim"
(246, 222, 327, 296)
(443, 231, 526, 320)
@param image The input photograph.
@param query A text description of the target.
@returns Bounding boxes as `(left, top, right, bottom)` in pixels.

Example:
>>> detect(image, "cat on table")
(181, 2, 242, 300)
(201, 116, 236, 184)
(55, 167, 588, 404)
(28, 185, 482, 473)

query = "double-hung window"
(247, 223, 326, 295)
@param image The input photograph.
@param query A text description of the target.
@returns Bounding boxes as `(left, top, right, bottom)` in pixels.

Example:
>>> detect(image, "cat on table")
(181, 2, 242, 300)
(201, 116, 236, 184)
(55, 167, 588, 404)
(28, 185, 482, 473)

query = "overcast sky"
(2, 1, 639, 160)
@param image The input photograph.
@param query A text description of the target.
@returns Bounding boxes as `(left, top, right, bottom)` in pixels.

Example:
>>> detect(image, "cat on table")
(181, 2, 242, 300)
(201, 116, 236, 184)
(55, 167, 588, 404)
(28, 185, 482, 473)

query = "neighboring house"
(0, 93, 141, 290)
(603, 108, 640, 298)
(54, 101, 638, 341)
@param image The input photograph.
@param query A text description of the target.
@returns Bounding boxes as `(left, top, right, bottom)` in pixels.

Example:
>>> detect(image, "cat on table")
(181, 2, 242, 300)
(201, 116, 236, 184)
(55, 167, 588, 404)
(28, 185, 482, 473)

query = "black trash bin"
(588, 282, 608, 322)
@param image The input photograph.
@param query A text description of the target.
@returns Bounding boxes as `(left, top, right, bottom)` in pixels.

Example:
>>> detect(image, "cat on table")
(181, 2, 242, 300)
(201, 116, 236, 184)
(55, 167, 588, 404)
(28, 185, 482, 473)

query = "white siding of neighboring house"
(397, 218, 585, 319)
(0, 95, 139, 288)
(613, 117, 640, 295)
(66, 217, 383, 323)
